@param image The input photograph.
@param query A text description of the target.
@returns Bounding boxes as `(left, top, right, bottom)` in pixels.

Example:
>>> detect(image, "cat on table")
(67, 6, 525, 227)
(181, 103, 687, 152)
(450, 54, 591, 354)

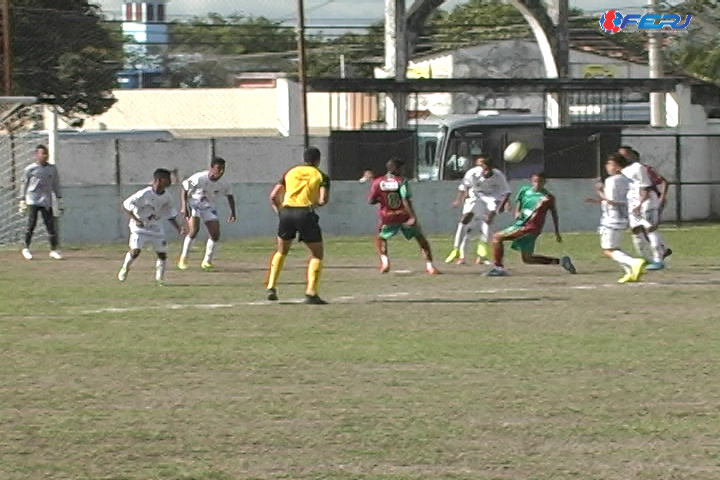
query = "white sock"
(122, 252, 135, 269)
(204, 239, 218, 263)
(632, 234, 650, 260)
(155, 258, 166, 281)
(480, 221, 494, 244)
(453, 223, 468, 250)
(180, 236, 195, 258)
(426, 261, 434, 270)
(647, 231, 665, 263)
(380, 254, 389, 266)
(610, 250, 634, 273)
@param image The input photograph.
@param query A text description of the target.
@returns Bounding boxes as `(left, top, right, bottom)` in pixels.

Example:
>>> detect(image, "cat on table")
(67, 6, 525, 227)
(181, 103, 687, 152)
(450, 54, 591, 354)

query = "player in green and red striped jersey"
(486, 172, 576, 277)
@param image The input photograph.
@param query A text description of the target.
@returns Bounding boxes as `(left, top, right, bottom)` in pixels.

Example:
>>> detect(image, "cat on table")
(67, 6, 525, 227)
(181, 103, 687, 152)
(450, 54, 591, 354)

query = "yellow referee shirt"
(280, 164, 330, 208)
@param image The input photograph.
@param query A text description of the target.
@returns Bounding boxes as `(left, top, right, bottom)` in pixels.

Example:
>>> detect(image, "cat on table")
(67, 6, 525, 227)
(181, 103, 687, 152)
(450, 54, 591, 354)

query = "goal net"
(0, 97, 47, 247)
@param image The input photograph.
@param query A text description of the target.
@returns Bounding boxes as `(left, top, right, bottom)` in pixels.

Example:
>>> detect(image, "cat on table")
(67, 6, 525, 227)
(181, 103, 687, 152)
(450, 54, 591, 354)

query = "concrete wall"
(52, 135, 330, 185)
(53, 179, 663, 245)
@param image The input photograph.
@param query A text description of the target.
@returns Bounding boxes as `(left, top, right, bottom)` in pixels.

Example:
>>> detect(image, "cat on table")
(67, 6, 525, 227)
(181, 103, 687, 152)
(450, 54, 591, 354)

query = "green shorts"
(379, 224, 421, 240)
(500, 224, 539, 254)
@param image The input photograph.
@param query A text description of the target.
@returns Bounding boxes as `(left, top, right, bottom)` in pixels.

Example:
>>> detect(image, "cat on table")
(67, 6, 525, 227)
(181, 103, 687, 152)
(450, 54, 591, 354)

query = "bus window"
(424, 140, 436, 165)
(443, 133, 484, 180)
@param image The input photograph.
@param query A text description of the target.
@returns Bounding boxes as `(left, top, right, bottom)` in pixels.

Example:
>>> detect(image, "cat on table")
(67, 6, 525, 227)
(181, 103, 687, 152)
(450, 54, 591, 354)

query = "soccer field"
(2, 226, 720, 480)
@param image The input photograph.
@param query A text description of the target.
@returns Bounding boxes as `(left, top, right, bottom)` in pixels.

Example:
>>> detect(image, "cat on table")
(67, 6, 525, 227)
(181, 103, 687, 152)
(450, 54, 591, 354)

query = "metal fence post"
(675, 134, 682, 227)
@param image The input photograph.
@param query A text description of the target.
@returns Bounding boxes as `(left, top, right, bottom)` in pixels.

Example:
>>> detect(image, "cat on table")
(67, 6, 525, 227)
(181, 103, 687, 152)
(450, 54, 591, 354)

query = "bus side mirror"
(425, 141, 437, 165)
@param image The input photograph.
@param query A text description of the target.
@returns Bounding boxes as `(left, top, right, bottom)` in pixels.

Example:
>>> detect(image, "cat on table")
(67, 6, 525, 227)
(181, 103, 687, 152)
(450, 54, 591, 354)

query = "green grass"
(2, 226, 720, 479)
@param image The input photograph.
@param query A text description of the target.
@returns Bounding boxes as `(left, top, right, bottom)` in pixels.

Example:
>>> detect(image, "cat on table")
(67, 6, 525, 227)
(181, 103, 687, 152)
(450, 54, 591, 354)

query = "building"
(119, 0, 170, 89)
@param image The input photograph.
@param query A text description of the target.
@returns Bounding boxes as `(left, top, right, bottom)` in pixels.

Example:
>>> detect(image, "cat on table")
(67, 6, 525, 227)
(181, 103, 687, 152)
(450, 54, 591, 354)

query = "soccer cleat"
(304, 294, 328, 305)
(476, 243, 489, 259)
(49, 250, 64, 260)
(21, 248, 33, 260)
(645, 261, 664, 271)
(484, 267, 508, 277)
(201, 261, 214, 271)
(267, 288, 279, 301)
(426, 264, 441, 275)
(455, 258, 467, 265)
(444, 249, 460, 264)
(663, 248, 673, 259)
(618, 273, 635, 284)
(118, 267, 128, 282)
(630, 259, 648, 281)
(560, 256, 577, 274)
(177, 257, 189, 270)
(380, 262, 390, 274)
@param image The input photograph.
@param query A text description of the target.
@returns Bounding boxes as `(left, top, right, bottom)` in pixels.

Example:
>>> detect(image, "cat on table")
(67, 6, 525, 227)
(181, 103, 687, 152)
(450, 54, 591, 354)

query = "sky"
(96, 0, 663, 23)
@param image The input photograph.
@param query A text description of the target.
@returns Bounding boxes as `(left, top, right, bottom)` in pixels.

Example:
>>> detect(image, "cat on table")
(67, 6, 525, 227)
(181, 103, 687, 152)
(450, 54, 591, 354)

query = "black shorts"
(277, 207, 322, 243)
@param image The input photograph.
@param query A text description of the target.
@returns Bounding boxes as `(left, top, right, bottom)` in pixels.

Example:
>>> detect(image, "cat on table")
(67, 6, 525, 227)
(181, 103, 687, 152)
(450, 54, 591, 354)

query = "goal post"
(0, 96, 48, 248)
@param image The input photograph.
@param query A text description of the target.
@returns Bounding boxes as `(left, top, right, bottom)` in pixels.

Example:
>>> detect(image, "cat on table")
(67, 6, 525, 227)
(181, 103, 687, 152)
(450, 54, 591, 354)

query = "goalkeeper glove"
(57, 198, 65, 215)
(18, 200, 27, 214)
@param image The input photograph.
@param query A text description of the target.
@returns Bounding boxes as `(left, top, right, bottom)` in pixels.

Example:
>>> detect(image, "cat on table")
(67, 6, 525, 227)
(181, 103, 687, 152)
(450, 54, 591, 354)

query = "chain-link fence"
(0, 101, 48, 247)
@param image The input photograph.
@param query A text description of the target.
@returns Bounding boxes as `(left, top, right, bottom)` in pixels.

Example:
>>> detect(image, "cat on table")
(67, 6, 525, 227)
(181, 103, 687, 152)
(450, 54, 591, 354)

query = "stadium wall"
(57, 179, 682, 245)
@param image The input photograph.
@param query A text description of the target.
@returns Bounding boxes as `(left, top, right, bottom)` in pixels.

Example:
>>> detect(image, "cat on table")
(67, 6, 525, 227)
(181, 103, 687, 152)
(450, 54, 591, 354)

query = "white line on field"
(77, 276, 720, 315)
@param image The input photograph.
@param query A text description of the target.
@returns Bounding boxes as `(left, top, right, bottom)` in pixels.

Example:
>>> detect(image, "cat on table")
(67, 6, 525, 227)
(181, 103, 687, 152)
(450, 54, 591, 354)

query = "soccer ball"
(504, 142, 529, 163)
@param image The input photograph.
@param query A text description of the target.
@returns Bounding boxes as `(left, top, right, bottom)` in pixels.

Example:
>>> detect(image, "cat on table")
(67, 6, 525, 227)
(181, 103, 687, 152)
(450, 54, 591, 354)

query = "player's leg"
(376, 224, 399, 273)
(410, 227, 439, 275)
(22, 206, 40, 259)
(475, 200, 494, 264)
(178, 215, 200, 270)
(201, 218, 221, 271)
(118, 233, 143, 281)
(446, 204, 475, 263)
(486, 227, 521, 276)
(629, 210, 651, 261)
(266, 208, 295, 300)
(153, 238, 169, 285)
(644, 209, 667, 270)
(600, 227, 646, 283)
(516, 234, 575, 273)
(299, 211, 327, 304)
(40, 207, 62, 259)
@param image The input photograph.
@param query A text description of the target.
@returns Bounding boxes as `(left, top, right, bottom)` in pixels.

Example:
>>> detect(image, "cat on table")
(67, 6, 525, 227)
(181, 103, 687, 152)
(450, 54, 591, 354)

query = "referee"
(266, 147, 330, 304)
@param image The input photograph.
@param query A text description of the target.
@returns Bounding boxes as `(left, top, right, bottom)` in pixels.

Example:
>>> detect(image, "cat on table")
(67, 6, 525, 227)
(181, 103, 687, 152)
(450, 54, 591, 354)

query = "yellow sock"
(267, 252, 286, 289)
(306, 258, 323, 296)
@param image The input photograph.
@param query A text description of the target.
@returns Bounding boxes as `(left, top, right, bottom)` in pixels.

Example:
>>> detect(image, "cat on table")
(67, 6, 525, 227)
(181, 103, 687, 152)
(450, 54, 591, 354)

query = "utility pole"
(548, 0, 569, 127)
(384, 0, 407, 129)
(2, 0, 11, 96)
(296, 0, 310, 148)
(648, 0, 666, 127)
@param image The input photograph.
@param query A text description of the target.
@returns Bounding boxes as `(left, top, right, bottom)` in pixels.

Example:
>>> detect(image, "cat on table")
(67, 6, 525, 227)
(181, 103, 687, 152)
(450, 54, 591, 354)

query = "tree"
(169, 14, 296, 56)
(9, 0, 123, 119)
(667, 0, 720, 83)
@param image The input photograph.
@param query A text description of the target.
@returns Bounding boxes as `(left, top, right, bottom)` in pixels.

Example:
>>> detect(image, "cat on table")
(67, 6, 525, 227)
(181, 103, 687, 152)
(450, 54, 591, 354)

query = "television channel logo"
(600, 11, 692, 33)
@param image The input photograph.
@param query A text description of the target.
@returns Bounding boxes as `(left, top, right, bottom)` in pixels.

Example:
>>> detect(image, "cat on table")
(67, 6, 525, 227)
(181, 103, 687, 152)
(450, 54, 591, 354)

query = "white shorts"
(129, 231, 168, 253)
(190, 206, 219, 223)
(629, 207, 659, 230)
(599, 226, 624, 250)
(462, 197, 498, 219)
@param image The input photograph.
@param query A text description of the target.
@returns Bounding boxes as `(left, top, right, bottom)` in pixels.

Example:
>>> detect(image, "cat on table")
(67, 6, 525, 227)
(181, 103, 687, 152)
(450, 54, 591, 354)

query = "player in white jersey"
(618, 146, 671, 270)
(118, 168, 185, 285)
(586, 154, 647, 283)
(445, 155, 511, 265)
(177, 157, 236, 271)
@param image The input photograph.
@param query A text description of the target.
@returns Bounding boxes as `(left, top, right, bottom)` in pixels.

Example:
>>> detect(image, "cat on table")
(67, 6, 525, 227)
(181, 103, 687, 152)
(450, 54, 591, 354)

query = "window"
(147, 3, 154, 21)
(125, 2, 132, 21)
(134, 2, 142, 21)
(157, 3, 165, 22)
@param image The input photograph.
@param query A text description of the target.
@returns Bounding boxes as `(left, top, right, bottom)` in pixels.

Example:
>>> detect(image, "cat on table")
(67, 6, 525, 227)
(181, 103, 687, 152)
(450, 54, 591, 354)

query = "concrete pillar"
(384, 0, 408, 129)
(276, 78, 302, 137)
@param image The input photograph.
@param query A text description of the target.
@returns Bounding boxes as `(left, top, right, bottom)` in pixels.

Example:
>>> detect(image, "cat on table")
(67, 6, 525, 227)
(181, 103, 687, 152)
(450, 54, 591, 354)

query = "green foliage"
(169, 13, 296, 56)
(10, 0, 123, 118)
(666, 0, 720, 83)
(306, 23, 385, 77)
